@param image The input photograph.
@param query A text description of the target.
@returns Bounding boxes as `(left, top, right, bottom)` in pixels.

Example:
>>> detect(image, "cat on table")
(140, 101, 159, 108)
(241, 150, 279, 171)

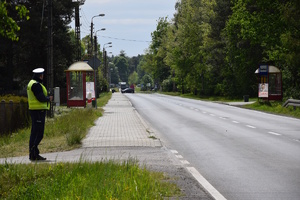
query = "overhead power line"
(100, 35, 151, 43)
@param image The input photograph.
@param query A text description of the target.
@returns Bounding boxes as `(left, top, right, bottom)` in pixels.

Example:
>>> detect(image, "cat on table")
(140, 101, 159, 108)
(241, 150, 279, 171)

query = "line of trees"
(0, 0, 77, 94)
(138, 0, 300, 99)
(1, 0, 299, 100)
(0, 0, 144, 95)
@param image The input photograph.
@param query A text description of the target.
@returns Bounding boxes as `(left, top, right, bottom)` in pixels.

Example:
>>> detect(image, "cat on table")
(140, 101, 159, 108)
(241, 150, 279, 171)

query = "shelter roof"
(66, 61, 94, 72)
(255, 65, 280, 74)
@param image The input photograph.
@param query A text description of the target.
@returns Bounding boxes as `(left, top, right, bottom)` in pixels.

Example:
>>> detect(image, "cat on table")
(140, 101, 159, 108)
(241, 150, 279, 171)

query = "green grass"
(0, 92, 111, 158)
(97, 92, 112, 107)
(160, 91, 256, 102)
(0, 160, 181, 199)
(0, 91, 182, 199)
(243, 100, 300, 118)
(160, 92, 300, 119)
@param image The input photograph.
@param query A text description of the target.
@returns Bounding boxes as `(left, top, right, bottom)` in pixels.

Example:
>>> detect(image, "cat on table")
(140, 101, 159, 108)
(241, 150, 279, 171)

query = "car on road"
(121, 88, 134, 93)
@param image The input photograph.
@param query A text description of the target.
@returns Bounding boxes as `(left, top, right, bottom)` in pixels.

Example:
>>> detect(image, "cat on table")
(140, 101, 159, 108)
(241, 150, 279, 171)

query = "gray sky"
(73, 0, 178, 57)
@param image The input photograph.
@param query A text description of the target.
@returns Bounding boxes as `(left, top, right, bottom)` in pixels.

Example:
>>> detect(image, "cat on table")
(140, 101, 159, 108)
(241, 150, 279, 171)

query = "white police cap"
(32, 68, 45, 74)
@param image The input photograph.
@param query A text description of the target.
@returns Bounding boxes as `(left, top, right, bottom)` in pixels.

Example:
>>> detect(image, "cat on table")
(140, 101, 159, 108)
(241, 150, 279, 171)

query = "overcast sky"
(73, 0, 178, 57)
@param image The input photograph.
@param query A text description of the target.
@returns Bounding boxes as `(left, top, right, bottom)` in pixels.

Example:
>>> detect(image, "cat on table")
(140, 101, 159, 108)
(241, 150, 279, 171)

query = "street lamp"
(90, 14, 105, 55)
(103, 42, 112, 91)
(95, 28, 106, 34)
(94, 28, 106, 56)
(90, 14, 104, 109)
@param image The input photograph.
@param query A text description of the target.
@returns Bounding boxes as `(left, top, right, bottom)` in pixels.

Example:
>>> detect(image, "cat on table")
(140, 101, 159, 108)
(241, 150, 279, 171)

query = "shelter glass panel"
(68, 71, 83, 100)
(269, 73, 282, 95)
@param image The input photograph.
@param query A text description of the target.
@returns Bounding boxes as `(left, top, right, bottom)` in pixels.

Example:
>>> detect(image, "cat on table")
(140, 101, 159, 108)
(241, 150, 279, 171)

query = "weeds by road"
(0, 92, 111, 158)
(0, 91, 182, 199)
(243, 100, 300, 119)
(160, 92, 300, 119)
(0, 159, 180, 199)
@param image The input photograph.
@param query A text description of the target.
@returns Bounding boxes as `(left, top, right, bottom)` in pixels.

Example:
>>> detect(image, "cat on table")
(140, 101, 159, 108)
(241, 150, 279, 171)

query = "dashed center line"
(210, 114, 215, 116)
(232, 121, 239, 123)
(170, 150, 178, 154)
(268, 132, 281, 136)
(246, 125, 256, 129)
(175, 155, 183, 159)
(180, 160, 190, 165)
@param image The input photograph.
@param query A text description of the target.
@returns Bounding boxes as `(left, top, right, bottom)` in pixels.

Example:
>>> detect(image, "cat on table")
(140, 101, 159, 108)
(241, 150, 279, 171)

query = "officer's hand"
(49, 96, 54, 102)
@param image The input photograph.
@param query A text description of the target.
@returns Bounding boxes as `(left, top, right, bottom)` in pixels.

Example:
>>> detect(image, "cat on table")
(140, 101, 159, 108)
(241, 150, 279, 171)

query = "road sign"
(87, 56, 101, 69)
(259, 65, 268, 75)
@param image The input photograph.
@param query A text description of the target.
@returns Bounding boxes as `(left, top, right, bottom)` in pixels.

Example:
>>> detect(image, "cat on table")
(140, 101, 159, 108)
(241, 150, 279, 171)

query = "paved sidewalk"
(0, 93, 161, 164)
(82, 93, 161, 147)
(0, 93, 214, 199)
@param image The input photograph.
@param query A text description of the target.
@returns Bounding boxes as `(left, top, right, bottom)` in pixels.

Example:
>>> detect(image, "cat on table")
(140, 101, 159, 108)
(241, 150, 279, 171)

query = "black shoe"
(30, 155, 46, 161)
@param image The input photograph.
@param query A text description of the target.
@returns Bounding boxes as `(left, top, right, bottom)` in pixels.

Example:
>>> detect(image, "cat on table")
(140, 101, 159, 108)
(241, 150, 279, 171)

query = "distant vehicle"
(119, 82, 127, 90)
(121, 88, 134, 93)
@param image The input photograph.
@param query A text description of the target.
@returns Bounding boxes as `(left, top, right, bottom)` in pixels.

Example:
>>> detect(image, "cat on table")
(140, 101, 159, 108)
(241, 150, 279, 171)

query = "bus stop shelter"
(255, 65, 282, 101)
(65, 61, 95, 107)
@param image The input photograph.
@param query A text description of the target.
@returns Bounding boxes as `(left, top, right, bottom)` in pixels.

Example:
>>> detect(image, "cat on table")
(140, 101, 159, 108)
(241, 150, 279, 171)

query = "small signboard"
(258, 83, 268, 98)
(259, 65, 268, 76)
(87, 56, 101, 69)
(86, 82, 95, 98)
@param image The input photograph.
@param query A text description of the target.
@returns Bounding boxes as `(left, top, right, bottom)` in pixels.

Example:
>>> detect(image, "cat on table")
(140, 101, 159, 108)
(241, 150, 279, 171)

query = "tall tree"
(114, 52, 129, 82)
(150, 17, 171, 86)
(0, 1, 29, 41)
(279, 0, 300, 98)
(0, 0, 77, 93)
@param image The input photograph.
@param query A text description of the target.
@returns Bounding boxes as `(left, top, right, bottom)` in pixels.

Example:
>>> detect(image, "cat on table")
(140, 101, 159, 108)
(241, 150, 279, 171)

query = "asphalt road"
(125, 93, 300, 200)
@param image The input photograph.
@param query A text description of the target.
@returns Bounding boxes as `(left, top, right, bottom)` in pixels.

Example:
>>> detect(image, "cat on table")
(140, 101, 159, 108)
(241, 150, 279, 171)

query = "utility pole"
(72, 0, 85, 60)
(47, 0, 53, 118)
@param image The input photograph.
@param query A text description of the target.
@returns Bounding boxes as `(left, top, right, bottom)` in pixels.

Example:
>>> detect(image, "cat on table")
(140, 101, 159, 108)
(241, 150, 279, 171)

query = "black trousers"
(29, 110, 46, 158)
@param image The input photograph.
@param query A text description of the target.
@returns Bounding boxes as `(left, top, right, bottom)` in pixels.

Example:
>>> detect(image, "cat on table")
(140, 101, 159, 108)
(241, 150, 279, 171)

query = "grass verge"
(0, 91, 181, 199)
(0, 160, 181, 199)
(242, 100, 300, 119)
(0, 92, 111, 158)
(159, 92, 300, 118)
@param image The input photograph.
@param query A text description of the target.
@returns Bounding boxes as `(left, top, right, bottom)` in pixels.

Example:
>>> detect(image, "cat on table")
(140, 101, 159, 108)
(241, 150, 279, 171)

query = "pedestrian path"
(82, 93, 161, 147)
(0, 92, 160, 164)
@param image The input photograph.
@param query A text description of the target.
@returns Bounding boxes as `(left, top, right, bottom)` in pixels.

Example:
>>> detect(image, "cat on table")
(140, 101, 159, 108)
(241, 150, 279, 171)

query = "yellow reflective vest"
(27, 80, 50, 110)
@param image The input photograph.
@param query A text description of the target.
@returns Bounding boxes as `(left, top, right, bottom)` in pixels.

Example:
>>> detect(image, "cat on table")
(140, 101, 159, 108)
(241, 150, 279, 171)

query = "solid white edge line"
(187, 167, 227, 200)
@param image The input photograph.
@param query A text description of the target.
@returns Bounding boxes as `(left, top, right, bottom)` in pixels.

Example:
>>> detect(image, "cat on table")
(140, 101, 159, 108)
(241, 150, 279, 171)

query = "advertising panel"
(259, 83, 268, 98)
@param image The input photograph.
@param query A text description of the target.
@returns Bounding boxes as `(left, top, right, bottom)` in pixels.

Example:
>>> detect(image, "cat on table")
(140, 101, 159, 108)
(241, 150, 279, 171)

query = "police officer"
(27, 68, 53, 161)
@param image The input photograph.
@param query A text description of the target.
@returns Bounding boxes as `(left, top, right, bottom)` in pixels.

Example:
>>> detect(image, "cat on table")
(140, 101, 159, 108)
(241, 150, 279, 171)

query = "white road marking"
(210, 114, 215, 116)
(232, 121, 239, 123)
(170, 150, 178, 154)
(180, 160, 190, 165)
(268, 132, 281, 136)
(246, 125, 256, 129)
(175, 155, 183, 159)
(187, 167, 227, 200)
(203, 111, 207, 114)
(219, 117, 227, 120)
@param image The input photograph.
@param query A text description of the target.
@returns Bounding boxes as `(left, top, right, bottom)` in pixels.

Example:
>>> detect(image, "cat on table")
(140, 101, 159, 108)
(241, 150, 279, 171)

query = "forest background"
(1, 0, 299, 99)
